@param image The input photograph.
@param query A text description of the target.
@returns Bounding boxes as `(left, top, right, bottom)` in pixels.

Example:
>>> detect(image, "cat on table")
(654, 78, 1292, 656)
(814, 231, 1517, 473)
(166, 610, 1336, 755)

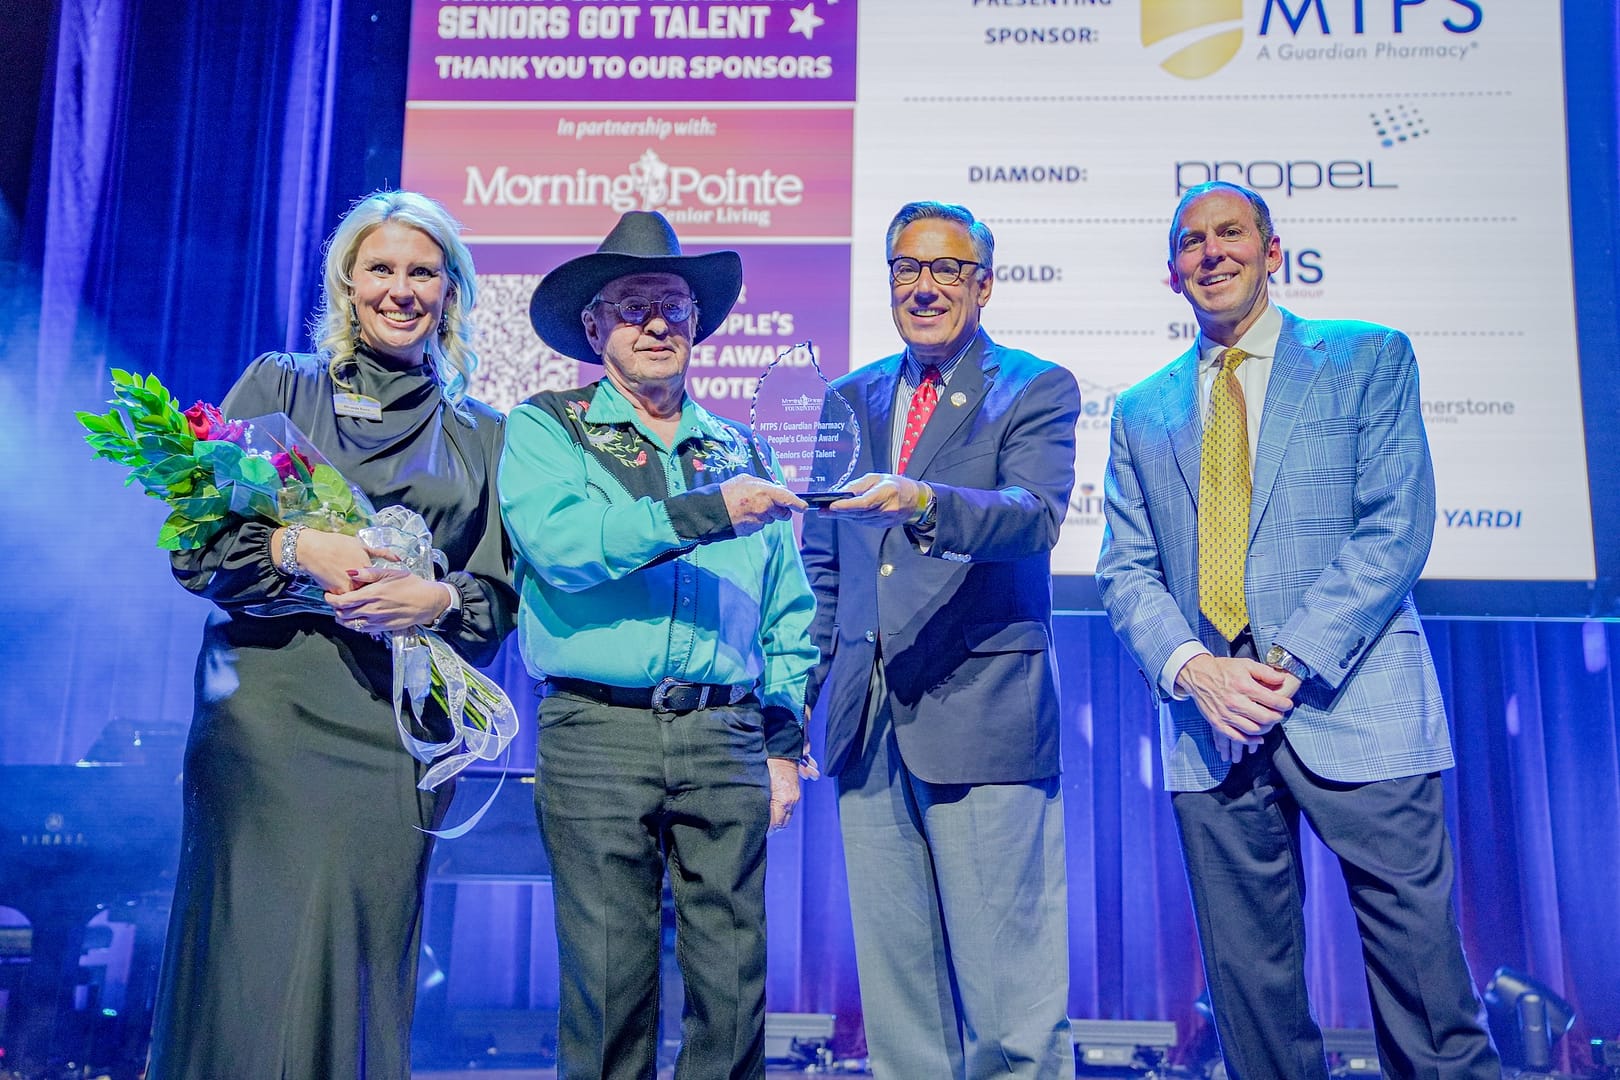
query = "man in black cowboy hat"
(498, 210, 817, 1080)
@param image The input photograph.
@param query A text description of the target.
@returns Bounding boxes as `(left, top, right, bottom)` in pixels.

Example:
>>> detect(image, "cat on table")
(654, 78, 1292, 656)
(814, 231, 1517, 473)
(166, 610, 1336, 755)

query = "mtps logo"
(1141, 0, 1243, 79)
(1144, 0, 1486, 79)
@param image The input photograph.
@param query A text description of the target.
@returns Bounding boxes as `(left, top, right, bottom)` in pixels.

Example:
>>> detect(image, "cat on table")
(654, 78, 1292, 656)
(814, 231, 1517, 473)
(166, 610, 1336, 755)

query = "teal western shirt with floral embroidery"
(498, 378, 815, 756)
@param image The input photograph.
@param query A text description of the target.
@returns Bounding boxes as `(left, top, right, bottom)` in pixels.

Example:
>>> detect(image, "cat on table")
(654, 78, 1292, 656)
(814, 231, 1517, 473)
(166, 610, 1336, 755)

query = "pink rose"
(272, 446, 313, 482)
(634, 450, 647, 467)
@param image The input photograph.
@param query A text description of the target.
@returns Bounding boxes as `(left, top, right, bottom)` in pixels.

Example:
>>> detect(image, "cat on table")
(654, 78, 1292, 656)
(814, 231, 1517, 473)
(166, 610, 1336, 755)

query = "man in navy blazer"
(1096, 182, 1497, 1079)
(802, 201, 1079, 1079)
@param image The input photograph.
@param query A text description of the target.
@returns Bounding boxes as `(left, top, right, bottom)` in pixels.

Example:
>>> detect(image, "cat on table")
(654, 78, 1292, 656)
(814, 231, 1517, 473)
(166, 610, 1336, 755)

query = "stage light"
(1196, 989, 1381, 1076)
(1321, 1028, 1380, 1077)
(1483, 966, 1575, 1072)
(1592, 1034, 1620, 1078)
(762, 1012, 835, 1066)
(1070, 1019, 1177, 1075)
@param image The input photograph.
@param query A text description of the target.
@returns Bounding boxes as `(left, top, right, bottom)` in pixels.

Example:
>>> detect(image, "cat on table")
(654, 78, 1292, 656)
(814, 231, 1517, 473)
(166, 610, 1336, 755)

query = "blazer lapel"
(903, 331, 991, 478)
(1249, 313, 1326, 539)
(863, 355, 901, 474)
(1163, 345, 1203, 505)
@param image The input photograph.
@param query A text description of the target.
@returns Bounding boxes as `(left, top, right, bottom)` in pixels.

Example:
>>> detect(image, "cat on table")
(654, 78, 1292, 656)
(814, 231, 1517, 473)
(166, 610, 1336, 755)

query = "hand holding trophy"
(749, 341, 861, 508)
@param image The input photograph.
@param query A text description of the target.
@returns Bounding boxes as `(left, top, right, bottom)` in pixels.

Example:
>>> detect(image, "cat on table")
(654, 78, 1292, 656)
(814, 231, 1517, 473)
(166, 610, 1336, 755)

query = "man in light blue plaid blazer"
(1096, 182, 1498, 1080)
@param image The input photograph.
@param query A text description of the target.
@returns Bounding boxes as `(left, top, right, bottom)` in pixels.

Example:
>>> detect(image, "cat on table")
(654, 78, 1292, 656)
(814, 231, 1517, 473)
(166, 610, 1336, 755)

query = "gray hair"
(885, 201, 995, 274)
(1168, 181, 1276, 261)
(313, 190, 481, 408)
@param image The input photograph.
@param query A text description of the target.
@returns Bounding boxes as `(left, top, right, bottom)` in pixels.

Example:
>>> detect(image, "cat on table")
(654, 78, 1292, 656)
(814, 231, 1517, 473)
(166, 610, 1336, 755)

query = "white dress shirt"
(1160, 302, 1284, 696)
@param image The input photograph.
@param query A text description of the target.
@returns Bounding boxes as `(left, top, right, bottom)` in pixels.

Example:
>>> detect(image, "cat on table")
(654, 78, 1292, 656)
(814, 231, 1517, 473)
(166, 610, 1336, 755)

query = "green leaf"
(186, 479, 222, 502)
(83, 434, 132, 459)
(239, 453, 279, 489)
(193, 437, 242, 465)
(147, 455, 202, 483)
(135, 432, 193, 456)
(85, 441, 129, 462)
(310, 465, 356, 513)
(90, 408, 134, 440)
(170, 491, 228, 521)
(127, 464, 167, 492)
(225, 483, 280, 521)
(75, 410, 117, 437)
(156, 511, 188, 550)
(111, 383, 146, 410)
(159, 507, 228, 551)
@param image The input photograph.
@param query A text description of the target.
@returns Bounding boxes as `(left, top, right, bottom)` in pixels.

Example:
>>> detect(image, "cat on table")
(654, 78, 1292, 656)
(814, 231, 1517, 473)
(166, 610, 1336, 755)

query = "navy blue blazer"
(802, 331, 1081, 785)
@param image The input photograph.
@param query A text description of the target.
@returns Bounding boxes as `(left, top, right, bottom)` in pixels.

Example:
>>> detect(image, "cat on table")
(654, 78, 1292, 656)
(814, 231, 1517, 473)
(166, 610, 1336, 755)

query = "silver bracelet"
(277, 523, 307, 578)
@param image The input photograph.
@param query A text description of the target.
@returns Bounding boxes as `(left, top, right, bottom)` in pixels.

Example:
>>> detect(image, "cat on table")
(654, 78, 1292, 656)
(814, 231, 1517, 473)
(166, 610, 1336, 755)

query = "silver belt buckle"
(651, 676, 681, 712)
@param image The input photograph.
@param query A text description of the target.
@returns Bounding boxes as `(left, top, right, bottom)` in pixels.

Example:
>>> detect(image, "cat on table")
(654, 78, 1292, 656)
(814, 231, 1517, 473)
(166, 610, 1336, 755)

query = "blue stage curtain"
(21, 0, 408, 414)
(4, 0, 413, 762)
(8, 1, 1619, 1070)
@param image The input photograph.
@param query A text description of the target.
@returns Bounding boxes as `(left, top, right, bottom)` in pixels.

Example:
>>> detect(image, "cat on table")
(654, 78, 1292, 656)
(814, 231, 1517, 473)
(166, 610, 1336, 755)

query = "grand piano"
(0, 722, 186, 1079)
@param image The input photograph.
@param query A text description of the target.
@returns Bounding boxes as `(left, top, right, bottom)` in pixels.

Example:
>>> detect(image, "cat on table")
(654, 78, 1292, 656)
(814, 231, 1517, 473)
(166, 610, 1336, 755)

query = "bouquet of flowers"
(77, 370, 517, 804)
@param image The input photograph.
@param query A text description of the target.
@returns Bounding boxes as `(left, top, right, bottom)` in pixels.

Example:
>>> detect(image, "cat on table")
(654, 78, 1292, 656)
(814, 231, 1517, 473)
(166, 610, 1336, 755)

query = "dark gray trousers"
(1173, 726, 1499, 1080)
(536, 690, 772, 1080)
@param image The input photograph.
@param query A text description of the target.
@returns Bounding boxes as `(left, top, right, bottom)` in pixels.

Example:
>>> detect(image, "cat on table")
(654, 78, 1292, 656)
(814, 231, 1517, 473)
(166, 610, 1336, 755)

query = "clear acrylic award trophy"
(749, 341, 861, 508)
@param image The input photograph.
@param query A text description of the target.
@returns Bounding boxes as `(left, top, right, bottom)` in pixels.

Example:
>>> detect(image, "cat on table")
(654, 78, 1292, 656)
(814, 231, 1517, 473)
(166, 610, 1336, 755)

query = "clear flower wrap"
(78, 371, 518, 834)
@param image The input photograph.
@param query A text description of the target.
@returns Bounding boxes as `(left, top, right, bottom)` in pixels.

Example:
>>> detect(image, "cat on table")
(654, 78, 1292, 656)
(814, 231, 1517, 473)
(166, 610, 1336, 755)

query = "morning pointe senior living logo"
(463, 148, 805, 226)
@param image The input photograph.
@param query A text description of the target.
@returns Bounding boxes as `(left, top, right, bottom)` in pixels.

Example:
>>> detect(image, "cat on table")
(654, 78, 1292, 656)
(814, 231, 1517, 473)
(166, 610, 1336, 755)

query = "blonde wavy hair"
(313, 191, 481, 409)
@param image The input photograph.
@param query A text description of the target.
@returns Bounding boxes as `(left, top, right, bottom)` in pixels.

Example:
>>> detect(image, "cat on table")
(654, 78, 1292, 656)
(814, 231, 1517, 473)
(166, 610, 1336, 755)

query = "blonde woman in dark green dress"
(147, 191, 516, 1080)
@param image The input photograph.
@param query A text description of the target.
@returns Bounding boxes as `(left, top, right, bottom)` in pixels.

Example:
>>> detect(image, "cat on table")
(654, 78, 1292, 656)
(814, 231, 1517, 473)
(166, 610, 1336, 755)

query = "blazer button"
(865, 630, 877, 643)
(879, 563, 894, 576)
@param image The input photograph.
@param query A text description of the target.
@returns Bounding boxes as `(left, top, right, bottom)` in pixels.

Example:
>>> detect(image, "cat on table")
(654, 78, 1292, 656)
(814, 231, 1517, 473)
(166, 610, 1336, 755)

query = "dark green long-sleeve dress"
(146, 348, 516, 1080)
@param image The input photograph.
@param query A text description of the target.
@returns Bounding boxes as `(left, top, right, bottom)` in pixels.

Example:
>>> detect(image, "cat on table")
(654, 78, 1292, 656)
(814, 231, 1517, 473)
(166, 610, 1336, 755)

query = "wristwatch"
(1265, 644, 1311, 681)
(911, 483, 937, 529)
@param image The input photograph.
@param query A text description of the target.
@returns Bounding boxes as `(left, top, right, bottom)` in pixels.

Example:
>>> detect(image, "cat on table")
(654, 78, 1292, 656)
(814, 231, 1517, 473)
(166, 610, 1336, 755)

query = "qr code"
(470, 273, 582, 413)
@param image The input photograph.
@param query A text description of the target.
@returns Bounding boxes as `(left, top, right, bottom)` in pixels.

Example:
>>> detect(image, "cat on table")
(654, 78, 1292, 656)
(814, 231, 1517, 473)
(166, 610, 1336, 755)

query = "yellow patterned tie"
(1199, 346, 1251, 642)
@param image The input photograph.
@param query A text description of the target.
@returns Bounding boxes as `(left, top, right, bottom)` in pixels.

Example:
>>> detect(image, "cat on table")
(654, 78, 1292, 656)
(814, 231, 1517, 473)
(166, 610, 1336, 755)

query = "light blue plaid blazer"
(1096, 311, 1454, 791)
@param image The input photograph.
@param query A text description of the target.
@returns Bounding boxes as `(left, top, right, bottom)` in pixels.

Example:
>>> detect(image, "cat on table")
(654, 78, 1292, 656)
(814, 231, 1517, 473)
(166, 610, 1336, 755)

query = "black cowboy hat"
(528, 210, 743, 364)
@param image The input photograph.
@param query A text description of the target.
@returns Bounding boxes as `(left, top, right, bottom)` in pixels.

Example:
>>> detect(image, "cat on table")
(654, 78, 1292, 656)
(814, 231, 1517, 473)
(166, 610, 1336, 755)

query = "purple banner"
(408, 1, 858, 103)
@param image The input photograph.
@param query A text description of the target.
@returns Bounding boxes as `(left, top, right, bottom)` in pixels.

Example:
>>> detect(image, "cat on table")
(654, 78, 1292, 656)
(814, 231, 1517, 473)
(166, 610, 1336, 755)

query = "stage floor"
(416, 1068, 867, 1079)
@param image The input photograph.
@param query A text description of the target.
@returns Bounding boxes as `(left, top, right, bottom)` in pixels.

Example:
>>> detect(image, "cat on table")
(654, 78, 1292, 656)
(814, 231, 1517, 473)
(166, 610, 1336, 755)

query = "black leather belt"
(545, 676, 752, 714)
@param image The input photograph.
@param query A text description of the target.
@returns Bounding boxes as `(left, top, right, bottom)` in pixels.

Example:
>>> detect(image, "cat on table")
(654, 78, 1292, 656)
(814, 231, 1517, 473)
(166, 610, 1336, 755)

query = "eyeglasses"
(592, 294, 697, 326)
(888, 257, 982, 287)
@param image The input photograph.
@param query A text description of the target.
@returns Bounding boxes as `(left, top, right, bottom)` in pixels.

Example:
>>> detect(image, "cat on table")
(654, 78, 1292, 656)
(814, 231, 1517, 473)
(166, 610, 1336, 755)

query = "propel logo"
(1141, 0, 1243, 79)
(464, 148, 805, 220)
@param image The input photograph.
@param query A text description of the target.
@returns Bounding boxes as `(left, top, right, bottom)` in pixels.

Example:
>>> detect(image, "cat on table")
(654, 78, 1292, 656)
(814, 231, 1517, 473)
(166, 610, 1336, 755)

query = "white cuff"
(429, 580, 462, 629)
(1161, 641, 1212, 699)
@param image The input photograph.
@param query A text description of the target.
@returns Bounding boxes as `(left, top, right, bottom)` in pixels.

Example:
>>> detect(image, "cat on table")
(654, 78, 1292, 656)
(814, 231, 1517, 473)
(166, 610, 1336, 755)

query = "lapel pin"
(950, 392, 967, 407)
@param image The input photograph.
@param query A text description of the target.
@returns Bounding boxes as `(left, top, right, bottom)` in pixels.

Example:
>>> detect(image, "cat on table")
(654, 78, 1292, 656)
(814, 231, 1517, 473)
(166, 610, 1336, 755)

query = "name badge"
(333, 393, 383, 421)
